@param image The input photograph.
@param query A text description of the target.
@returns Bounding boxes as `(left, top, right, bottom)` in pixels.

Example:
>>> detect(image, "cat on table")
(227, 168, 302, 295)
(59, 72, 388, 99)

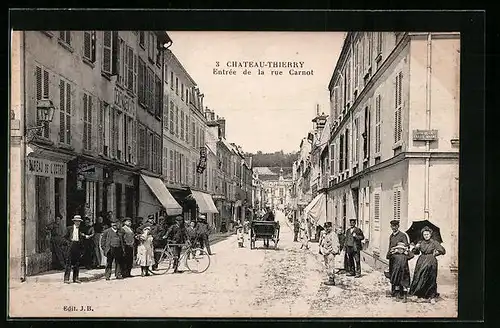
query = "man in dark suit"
(344, 218, 365, 278)
(166, 216, 187, 273)
(196, 214, 212, 255)
(151, 216, 167, 271)
(63, 215, 85, 284)
(101, 219, 124, 280)
(121, 217, 135, 278)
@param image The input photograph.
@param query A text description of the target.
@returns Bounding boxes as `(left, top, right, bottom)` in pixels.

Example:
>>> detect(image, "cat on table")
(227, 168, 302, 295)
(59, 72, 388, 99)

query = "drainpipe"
(20, 31, 27, 282)
(424, 33, 432, 220)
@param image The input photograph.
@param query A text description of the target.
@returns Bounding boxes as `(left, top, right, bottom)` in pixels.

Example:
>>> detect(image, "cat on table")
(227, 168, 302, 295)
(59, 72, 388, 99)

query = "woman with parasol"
(409, 226, 446, 303)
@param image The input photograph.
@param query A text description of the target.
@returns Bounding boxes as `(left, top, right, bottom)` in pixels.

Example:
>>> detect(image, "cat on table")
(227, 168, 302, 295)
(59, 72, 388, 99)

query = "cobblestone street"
(9, 211, 457, 318)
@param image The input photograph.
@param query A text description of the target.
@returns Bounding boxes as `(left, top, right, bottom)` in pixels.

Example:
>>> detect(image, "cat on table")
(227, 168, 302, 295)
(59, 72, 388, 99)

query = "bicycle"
(150, 240, 211, 275)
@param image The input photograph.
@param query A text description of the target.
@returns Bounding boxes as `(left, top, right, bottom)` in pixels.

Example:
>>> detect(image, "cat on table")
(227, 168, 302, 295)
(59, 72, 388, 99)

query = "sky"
(167, 31, 345, 154)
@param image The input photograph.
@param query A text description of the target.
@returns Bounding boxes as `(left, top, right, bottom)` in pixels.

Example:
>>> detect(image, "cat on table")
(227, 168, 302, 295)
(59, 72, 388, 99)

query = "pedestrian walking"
(300, 219, 310, 250)
(197, 214, 212, 255)
(165, 216, 187, 273)
(319, 222, 340, 286)
(136, 224, 153, 276)
(344, 218, 365, 278)
(121, 217, 135, 277)
(93, 216, 105, 269)
(63, 215, 85, 284)
(101, 219, 124, 280)
(409, 226, 446, 303)
(386, 220, 412, 300)
(237, 225, 244, 247)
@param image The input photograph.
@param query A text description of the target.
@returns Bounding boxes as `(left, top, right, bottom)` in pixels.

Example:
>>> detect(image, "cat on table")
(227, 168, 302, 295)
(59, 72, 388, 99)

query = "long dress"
(48, 222, 67, 270)
(409, 239, 446, 299)
(136, 232, 154, 267)
(389, 251, 414, 289)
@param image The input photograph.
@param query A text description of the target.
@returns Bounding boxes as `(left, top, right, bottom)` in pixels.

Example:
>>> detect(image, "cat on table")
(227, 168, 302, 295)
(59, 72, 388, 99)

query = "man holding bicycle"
(165, 216, 187, 273)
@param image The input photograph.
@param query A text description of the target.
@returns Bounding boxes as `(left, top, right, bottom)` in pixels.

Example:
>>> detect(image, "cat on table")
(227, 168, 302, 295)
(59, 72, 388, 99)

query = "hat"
(110, 218, 119, 224)
(72, 215, 83, 222)
(390, 220, 400, 226)
(198, 214, 206, 219)
(122, 217, 132, 223)
(175, 216, 184, 222)
(324, 222, 333, 228)
(349, 218, 357, 222)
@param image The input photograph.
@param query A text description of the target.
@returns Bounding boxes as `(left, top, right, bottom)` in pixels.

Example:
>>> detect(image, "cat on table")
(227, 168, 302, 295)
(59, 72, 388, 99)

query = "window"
(363, 106, 370, 160)
(179, 153, 184, 183)
(354, 118, 359, 163)
(191, 122, 196, 147)
(127, 47, 135, 92)
(344, 128, 349, 172)
(181, 84, 184, 100)
(83, 31, 96, 63)
(111, 108, 118, 158)
(163, 146, 168, 176)
(155, 75, 161, 116)
(148, 132, 153, 171)
(346, 60, 351, 106)
(170, 71, 174, 90)
(180, 111, 185, 141)
(186, 89, 189, 105)
(175, 106, 179, 137)
(59, 79, 71, 144)
(377, 32, 383, 57)
(175, 77, 179, 95)
(354, 40, 359, 90)
(101, 31, 114, 75)
(101, 101, 110, 156)
(169, 101, 175, 133)
(169, 150, 174, 182)
(35, 65, 50, 138)
(393, 187, 401, 221)
(58, 31, 71, 46)
(373, 191, 381, 252)
(138, 58, 146, 105)
(82, 93, 93, 151)
(117, 110, 124, 160)
(139, 31, 145, 48)
(163, 100, 169, 132)
(339, 134, 344, 172)
(394, 72, 403, 143)
(148, 32, 156, 62)
(185, 115, 189, 142)
(368, 32, 373, 66)
(375, 95, 381, 154)
(138, 124, 146, 168)
(146, 68, 155, 112)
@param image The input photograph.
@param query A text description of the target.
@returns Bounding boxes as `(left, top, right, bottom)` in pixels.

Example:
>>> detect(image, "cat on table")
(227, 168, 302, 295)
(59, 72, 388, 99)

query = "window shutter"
(83, 94, 88, 150)
(397, 189, 401, 221)
(127, 47, 134, 90)
(59, 80, 65, 142)
(133, 54, 138, 95)
(111, 31, 119, 75)
(119, 40, 125, 85)
(394, 75, 399, 143)
(66, 82, 71, 143)
(377, 32, 383, 55)
(376, 95, 381, 153)
(102, 31, 112, 74)
(36, 66, 42, 101)
(374, 193, 380, 231)
(138, 59, 145, 105)
(83, 31, 91, 59)
(98, 100, 104, 153)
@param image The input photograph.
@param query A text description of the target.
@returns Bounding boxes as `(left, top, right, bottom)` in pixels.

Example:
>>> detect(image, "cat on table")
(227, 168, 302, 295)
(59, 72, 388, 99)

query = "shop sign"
(27, 157, 65, 178)
(413, 129, 438, 141)
(77, 163, 97, 180)
(114, 87, 133, 115)
(197, 146, 207, 173)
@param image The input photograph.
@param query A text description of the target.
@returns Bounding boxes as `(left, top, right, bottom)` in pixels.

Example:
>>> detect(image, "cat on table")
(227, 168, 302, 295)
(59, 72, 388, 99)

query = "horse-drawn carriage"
(249, 220, 280, 249)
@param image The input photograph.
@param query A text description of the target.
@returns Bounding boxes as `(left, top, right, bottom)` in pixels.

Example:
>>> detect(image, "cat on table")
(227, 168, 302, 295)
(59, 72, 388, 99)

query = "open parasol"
(405, 220, 443, 244)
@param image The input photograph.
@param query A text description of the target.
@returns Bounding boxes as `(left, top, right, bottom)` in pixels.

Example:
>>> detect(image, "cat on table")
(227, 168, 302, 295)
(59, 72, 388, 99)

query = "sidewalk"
(23, 231, 235, 284)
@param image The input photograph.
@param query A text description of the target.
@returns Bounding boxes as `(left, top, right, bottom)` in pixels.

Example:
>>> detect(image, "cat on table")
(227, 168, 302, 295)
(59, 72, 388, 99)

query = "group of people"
(53, 212, 213, 284)
(316, 218, 446, 304)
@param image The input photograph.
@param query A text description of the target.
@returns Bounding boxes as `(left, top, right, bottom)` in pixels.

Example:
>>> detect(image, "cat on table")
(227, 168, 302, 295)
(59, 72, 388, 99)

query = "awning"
(141, 174, 183, 216)
(191, 190, 219, 214)
(304, 193, 327, 226)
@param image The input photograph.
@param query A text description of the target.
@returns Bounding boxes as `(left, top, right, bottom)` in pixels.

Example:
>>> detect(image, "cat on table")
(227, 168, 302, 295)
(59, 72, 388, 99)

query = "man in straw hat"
(386, 219, 411, 299)
(63, 215, 85, 284)
(344, 218, 365, 278)
(319, 222, 341, 286)
(121, 217, 135, 278)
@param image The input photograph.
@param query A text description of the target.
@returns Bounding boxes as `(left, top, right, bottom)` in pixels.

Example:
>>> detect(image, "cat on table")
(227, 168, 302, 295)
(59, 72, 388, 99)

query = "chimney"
(316, 103, 320, 116)
(216, 117, 226, 139)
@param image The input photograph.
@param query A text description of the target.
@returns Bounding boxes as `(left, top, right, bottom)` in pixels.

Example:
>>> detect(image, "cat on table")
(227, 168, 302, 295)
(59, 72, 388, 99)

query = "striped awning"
(141, 174, 183, 216)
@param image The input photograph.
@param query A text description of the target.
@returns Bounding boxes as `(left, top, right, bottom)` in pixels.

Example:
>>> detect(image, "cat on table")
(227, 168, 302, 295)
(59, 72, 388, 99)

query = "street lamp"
(26, 98, 56, 142)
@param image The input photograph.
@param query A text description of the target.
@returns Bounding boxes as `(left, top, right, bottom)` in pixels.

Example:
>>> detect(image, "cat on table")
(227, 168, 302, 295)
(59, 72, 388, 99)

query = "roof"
(253, 167, 293, 179)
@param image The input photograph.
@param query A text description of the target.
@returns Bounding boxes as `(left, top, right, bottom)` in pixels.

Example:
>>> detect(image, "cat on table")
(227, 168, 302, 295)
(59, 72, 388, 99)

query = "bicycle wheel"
(150, 248, 172, 275)
(185, 248, 210, 273)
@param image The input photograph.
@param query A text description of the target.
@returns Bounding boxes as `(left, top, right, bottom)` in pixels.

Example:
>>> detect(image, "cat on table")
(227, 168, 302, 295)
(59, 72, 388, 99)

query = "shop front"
(25, 150, 72, 275)
(188, 190, 219, 226)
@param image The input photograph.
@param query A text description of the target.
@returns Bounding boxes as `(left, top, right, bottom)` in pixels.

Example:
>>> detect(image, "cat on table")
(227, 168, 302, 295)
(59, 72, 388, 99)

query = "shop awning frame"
(303, 193, 327, 226)
(191, 190, 219, 214)
(141, 174, 183, 216)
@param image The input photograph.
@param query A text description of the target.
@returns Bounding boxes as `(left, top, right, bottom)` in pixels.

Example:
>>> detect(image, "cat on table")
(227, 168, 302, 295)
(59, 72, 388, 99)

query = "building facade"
(326, 32, 460, 274)
(9, 30, 172, 277)
(255, 167, 293, 210)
